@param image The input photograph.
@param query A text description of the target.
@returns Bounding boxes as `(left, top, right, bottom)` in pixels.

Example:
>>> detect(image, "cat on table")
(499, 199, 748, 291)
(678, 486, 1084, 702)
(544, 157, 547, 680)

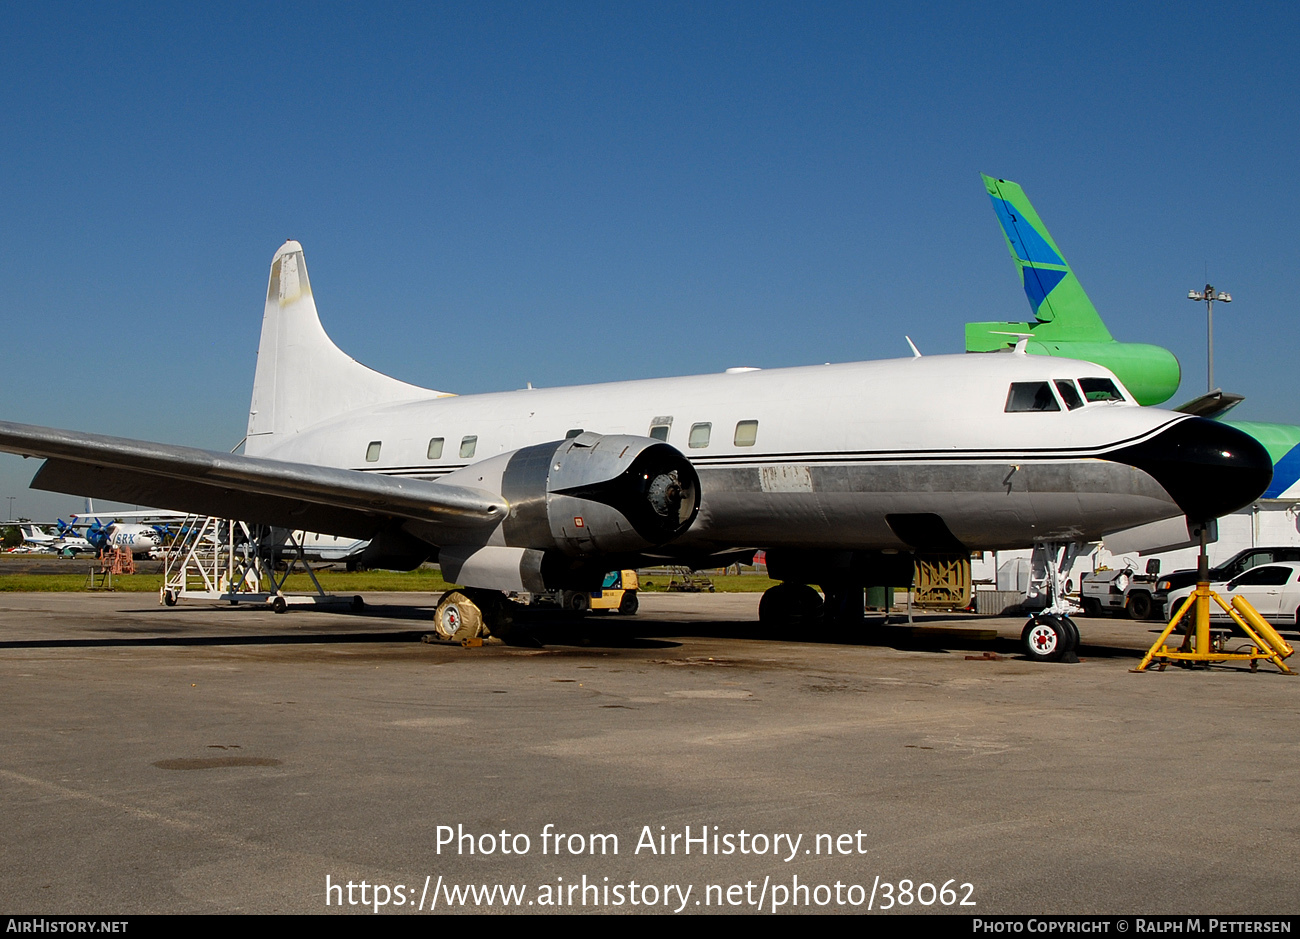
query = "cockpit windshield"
(1079, 378, 1125, 403)
(1006, 376, 1128, 412)
(1054, 380, 1084, 410)
(1005, 382, 1061, 412)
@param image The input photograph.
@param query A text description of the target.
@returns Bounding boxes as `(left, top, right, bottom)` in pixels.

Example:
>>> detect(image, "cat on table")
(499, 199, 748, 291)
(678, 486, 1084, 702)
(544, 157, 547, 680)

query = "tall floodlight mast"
(1188, 283, 1231, 392)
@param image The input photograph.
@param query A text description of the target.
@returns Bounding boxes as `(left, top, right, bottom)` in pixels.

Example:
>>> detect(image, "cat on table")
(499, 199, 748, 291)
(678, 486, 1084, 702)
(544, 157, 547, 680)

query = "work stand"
(1134, 526, 1294, 674)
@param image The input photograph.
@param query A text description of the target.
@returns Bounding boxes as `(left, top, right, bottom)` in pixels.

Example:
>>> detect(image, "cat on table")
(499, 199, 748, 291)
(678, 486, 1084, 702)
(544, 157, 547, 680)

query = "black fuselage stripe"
(350, 452, 1147, 479)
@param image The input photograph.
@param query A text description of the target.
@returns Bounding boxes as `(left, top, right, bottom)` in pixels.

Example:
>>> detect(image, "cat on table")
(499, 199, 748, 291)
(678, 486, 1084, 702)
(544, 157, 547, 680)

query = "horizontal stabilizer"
(0, 421, 505, 541)
(1173, 389, 1245, 419)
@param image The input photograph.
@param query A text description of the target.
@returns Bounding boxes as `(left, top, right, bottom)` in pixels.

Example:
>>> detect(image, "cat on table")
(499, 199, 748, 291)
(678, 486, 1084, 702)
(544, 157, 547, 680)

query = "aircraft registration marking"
(760, 465, 813, 493)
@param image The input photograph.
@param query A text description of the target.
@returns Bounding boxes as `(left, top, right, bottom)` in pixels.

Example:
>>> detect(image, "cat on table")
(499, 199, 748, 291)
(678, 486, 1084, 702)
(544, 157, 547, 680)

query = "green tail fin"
(979, 174, 1112, 340)
(967, 174, 1180, 405)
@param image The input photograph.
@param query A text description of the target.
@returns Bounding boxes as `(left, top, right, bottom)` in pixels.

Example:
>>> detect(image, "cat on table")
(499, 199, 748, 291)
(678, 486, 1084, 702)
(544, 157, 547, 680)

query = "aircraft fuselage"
(245, 352, 1255, 558)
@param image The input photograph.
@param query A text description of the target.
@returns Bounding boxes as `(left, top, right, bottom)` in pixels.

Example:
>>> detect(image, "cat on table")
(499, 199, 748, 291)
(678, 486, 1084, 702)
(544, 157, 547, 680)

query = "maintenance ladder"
(159, 516, 354, 613)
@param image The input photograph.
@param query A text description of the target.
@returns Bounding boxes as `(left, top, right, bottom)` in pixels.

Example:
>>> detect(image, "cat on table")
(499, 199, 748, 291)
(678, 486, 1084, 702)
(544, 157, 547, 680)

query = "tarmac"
(0, 589, 1296, 915)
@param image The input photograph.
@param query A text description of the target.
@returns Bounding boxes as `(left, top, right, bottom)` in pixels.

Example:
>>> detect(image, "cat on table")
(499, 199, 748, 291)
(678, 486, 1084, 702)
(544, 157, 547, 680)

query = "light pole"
(1188, 283, 1231, 392)
(6, 497, 13, 520)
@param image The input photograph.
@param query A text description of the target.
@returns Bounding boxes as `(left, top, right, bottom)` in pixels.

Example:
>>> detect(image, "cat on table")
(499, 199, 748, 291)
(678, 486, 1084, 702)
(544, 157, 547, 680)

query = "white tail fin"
(245, 241, 447, 456)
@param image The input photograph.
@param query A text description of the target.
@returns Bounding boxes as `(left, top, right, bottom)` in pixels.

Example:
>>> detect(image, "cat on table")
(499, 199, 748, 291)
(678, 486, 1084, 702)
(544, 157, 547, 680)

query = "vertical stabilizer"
(967, 175, 1181, 405)
(980, 174, 1111, 339)
(245, 241, 448, 456)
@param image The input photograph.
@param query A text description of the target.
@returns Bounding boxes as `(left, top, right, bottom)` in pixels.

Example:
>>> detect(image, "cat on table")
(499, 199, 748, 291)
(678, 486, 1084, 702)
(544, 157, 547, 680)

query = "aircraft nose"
(1105, 417, 1273, 521)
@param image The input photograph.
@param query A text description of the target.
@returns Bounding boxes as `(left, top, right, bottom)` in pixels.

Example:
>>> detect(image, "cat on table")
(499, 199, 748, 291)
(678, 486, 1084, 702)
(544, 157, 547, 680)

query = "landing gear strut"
(821, 585, 865, 627)
(1021, 541, 1083, 663)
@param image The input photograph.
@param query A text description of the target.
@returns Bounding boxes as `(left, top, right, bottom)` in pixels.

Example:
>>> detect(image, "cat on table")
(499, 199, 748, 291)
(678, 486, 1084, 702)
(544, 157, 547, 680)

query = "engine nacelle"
(435, 432, 700, 557)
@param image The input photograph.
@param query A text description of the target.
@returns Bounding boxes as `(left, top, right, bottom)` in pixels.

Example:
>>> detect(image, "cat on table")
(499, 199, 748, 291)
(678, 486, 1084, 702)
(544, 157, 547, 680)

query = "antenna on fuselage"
(986, 330, 1034, 355)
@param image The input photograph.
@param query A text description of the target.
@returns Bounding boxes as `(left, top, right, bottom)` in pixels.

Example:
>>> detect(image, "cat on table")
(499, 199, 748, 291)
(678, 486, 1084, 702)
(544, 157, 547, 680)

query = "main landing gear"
(756, 582, 865, 632)
(757, 583, 825, 632)
(431, 588, 515, 642)
(1020, 541, 1083, 663)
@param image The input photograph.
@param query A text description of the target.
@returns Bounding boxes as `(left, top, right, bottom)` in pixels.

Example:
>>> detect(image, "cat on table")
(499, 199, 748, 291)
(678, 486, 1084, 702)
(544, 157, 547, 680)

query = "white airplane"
(9, 521, 94, 556)
(76, 518, 168, 558)
(15, 523, 56, 550)
(95, 522, 163, 558)
(0, 241, 1273, 661)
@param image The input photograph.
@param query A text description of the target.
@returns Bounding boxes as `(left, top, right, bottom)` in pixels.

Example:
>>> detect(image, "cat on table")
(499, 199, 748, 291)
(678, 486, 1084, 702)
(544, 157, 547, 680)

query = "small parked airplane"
(0, 240, 1273, 660)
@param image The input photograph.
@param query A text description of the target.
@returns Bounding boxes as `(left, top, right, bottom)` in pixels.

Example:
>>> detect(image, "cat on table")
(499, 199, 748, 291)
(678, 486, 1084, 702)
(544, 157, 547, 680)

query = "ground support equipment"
(1134, 583, 1294, 674)
(1134, 526, 1293, 674)
(160, 516, 359, 613)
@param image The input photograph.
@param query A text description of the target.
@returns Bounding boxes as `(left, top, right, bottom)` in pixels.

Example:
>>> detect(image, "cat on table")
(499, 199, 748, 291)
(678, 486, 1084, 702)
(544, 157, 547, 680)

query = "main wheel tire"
(758, 582, 824, 633)
(466, 589, 515, 640)
(618, 590, 639, 615)
(433, 590, 484, 641)
(1127, 591, 1153, 620)
(1022, 614, 1071, 662)
(1061, 615, 1081, 650)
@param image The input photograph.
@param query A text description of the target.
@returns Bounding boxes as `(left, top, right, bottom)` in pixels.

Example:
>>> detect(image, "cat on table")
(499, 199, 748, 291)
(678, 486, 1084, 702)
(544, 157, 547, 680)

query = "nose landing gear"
(1021, 542, 1082, 663)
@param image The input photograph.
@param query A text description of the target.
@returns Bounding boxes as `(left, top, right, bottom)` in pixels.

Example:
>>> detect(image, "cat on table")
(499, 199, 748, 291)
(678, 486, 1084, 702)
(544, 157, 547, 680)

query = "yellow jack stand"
(1134, 581, 1294, 674)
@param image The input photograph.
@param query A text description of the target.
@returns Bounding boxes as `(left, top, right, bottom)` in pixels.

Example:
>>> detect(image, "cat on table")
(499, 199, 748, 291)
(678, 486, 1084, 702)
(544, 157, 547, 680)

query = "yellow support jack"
(1133, 523, 1294, 674)
(1133, 582, 1294, 674)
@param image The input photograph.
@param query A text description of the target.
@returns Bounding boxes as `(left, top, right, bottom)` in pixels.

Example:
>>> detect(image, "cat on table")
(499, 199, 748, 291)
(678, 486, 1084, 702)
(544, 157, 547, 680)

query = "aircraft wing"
(70, 510, 190, 521)
(0, 421, 507, 541)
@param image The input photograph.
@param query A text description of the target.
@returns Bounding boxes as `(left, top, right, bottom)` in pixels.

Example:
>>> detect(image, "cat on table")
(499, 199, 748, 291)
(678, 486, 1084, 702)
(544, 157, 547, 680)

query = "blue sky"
(3, 1, 1298, 520)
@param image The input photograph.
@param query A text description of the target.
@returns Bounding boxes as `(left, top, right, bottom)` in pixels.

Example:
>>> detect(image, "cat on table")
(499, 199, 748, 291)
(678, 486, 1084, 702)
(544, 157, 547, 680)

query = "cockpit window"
(1079, 378, 1125, 403)
(1005, 382, 1061, 412)
(1054, 380, 1084, 410)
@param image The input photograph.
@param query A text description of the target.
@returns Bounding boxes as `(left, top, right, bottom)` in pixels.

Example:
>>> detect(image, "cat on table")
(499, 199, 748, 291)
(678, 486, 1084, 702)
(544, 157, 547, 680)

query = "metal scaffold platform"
(159, 515, 362, 613)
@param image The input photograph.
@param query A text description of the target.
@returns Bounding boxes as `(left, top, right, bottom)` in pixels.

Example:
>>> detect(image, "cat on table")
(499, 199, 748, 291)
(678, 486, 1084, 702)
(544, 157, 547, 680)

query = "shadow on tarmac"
(0, 596, 1159, 662)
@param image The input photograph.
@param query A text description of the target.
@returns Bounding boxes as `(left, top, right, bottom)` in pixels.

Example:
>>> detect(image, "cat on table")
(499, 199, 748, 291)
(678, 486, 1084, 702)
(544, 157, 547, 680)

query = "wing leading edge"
(0, 421, 506, 541)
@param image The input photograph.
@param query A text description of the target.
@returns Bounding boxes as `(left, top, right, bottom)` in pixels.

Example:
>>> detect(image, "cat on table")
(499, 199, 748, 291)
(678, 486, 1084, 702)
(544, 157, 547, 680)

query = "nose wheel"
(1021, 613, 1080, 663)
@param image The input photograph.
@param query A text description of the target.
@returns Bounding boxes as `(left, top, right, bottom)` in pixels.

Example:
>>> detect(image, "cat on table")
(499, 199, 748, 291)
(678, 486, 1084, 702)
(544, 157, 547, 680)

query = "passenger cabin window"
(565, 428, 583, 439)
(1054, 380, 1084, 410)
(688, 422, 712, 448)
(649, 416, 673, 441)
(365, 441, 382, 462)
(734, 420, 759, 446)
(460, 436, 477, 459)
(427, 437, 444, 460)
(1080, 378, 1125, 403)
(1005, 382, 1060, 412)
